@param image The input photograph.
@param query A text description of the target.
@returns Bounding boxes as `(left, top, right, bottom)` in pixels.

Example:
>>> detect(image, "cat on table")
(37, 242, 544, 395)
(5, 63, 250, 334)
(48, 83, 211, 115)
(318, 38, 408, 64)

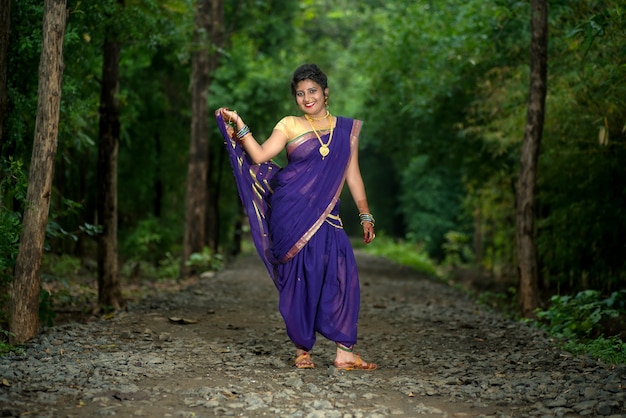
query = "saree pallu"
(216, 111, 362, 349)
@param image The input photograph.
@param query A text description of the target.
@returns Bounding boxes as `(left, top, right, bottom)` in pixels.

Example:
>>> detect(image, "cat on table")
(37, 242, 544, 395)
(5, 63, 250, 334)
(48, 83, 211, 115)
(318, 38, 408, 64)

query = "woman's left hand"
(220, 108, 239, 125)
(363, 222, 375, 244)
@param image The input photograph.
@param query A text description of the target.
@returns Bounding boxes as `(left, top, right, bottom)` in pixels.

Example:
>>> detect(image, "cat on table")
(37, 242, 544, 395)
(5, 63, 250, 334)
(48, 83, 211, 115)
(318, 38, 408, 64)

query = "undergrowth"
(355, 233, 438, 277)
(534, 290, 626, 365)
(0, 329, 21, 356)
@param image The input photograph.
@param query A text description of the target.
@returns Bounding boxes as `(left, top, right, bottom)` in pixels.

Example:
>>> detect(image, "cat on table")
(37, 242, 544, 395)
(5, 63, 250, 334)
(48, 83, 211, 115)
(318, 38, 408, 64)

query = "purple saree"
(216, 111, 362, 351)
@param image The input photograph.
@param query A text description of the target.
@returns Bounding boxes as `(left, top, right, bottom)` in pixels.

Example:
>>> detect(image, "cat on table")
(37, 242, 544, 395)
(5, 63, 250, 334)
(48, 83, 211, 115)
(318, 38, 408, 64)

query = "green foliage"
(0, 158, 28, 284)
(39, 289, 56, 328)
(57, 0, 194, 264)
(359, 234, 438, 278)
(121, 216, 165, 263)
(476, 287, 519, 319)
(536, 290, 625, 340)
(45, 199, 93, 250)
(0, 330, 22, 357)
(156, 252, 181, 279)
(531, 1, 626, 291)
(399, 156, 464, 258)
(3, 0, 43, 159)
(41, 254, 82, 279)
(563, 336, 626, 366)
(5, 0, 626, 318)
(535, 290, 626, 365)
(119, 252, 181, 280)
(441, 231, 474, 267)
(185, 247, 223, 273)
(351, 0, 517, 258)
(461, 175, 519, 281)
(0, 209, 21, 283)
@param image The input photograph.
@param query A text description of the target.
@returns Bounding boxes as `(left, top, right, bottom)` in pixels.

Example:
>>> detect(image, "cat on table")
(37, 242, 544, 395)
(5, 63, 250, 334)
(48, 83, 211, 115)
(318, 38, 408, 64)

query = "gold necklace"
(305, 113, 334, 159)
(308, 110, 330, 121)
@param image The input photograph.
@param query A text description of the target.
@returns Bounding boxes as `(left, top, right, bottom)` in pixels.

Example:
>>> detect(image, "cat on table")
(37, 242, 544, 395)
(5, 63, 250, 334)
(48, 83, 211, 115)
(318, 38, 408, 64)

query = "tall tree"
(97, 0, 125, 310)
(182, 0, 222, 277)
(516, 0, 548, 318)
(10, 0, 67, 343)
(0, 0, 10, 148)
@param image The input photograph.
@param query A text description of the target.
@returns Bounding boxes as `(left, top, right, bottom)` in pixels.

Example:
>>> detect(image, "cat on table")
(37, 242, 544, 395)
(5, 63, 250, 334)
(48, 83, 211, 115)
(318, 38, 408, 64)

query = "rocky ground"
(1, 250, 625, 418)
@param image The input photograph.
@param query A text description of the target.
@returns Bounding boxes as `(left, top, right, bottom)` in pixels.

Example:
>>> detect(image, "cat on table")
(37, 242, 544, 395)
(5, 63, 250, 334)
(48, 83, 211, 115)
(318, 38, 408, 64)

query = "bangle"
(359, 213, 375, 227)
(236, 125, 251, 141)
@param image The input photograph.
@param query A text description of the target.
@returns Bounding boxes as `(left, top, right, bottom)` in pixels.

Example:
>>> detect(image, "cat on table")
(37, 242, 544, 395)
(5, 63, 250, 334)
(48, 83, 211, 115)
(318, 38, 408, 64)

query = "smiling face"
(295, 79, 328, 119)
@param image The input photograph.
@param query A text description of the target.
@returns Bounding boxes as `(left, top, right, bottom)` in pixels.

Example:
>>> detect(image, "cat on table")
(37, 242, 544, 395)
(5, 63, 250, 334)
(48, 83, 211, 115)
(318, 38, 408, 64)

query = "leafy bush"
(157, 252, 181, 279)
(563, 336, 626, 365)
(535, 289, 626, 364)
(185, 247, 223, 273)
(536, 290, 624, 340)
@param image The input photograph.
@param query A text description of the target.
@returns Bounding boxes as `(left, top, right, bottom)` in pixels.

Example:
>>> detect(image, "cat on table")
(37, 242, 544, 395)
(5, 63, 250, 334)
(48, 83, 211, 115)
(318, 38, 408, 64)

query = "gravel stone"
(1, 251, 625, 417)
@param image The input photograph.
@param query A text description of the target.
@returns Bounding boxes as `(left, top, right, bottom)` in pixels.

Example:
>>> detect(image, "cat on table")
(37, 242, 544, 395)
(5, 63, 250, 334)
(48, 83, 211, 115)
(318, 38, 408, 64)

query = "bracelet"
(359, 213, 375, 227)
(236, 125, 251, 141)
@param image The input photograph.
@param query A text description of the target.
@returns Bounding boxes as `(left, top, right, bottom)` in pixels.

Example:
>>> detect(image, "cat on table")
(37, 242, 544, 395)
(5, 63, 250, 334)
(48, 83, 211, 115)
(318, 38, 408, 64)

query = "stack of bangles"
(359, 213, 375, 226)
(236, 125, 251, 143)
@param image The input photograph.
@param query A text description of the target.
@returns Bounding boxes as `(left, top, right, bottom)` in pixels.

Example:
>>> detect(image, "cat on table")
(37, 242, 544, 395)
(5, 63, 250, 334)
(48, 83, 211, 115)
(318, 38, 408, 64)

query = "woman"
(216, 63, 376, 371)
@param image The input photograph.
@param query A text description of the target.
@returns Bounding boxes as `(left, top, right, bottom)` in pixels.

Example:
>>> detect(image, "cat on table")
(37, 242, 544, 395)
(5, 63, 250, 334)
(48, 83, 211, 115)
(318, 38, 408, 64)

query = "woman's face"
(295, 79, 328, 117)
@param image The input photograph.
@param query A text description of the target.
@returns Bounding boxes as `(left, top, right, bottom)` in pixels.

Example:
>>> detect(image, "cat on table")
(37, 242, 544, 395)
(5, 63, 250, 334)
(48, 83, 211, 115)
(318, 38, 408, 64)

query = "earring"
(325, 96, 329, 107)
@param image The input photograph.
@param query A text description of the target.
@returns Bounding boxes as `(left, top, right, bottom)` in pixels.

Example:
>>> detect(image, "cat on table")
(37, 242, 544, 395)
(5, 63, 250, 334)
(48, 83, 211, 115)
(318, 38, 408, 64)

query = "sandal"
(334, 354, 377, 371)
(294, 352, 315, 369)
(334, 344, 377, 371)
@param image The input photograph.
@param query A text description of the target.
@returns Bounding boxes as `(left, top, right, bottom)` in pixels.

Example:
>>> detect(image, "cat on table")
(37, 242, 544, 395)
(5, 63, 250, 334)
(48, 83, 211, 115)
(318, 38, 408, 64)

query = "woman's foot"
(334, 344, 377, 371)
(294, 349, 315, 369)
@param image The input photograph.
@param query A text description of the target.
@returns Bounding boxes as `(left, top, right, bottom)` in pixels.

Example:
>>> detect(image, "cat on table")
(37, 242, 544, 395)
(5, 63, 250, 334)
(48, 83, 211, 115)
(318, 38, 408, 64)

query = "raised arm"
(219, 107, 288, 164)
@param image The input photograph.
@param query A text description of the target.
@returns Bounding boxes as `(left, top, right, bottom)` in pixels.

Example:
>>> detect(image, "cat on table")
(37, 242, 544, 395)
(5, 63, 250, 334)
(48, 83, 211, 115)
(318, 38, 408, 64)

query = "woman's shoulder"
(273, 115, 305, 140)
(274, 115, 299, 130)
(278, 115, 302, 121)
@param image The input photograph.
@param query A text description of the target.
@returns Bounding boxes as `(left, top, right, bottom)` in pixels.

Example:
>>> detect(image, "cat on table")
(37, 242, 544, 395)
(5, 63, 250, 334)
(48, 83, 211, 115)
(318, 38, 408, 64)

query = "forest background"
(1, 0, 625, 354)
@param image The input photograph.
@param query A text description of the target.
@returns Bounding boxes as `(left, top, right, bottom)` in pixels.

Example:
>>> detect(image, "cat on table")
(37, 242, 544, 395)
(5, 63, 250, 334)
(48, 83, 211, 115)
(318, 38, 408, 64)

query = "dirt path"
(2, 250, 624, 417)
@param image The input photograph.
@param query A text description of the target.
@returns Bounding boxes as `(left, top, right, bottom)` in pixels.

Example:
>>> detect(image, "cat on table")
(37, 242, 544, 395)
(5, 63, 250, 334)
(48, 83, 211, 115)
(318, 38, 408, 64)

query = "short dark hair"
(290, 64, 328, 97)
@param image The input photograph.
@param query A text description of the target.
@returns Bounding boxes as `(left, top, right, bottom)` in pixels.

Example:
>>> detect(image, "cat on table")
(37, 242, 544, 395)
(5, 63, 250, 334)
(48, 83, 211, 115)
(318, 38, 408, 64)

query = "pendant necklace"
(305, 113, 334, 159)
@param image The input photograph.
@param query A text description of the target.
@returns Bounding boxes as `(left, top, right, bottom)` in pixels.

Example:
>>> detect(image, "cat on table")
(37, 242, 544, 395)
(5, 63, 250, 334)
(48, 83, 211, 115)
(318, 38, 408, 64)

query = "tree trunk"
(181, 0, 213, 277)
(10, 0, 66, 344)
(516, 0, 548, 318)
(96, 6, 125, 310)
(0, 0, 10, 149)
